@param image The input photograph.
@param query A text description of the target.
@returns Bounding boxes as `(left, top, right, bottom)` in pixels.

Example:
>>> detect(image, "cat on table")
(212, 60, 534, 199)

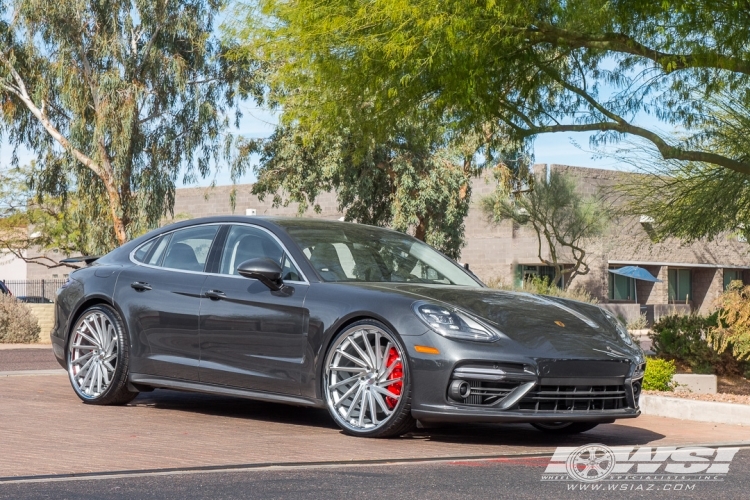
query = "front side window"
(219, 225, 301, 281)
(281, 221, 480, 286)
(668, 268, 692, 303)
(161, 225, 219, 272)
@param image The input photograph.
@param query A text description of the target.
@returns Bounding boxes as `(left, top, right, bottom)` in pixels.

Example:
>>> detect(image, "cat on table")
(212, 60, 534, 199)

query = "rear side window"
(147, 236, 171, 266)
(133, 239, 156, 263)
(161, 225, 219, 272)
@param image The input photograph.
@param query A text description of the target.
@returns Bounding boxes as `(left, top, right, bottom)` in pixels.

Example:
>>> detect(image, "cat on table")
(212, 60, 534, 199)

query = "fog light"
(448, 380, 471, 400)
(632, 380, 642, 403)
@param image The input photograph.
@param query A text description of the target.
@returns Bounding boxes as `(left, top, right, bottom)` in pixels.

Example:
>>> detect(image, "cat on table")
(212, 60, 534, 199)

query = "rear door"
(199, 224, 310, 394)
(116, 224, 220, 381)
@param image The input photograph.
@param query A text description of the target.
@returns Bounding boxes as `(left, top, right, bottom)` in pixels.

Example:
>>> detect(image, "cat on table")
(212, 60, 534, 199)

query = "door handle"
(204, 289, 226, 300)
(130, 281, 152, 291)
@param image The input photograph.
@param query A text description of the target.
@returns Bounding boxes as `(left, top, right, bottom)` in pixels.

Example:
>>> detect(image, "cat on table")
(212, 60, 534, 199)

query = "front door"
(199, 224, 310, 395)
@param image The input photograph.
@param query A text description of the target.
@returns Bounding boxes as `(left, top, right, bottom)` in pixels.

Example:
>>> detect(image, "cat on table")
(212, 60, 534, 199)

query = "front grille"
(517, 384, 628, 413)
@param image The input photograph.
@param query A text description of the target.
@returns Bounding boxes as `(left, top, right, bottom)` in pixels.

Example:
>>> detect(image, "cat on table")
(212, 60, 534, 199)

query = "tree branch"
(516, 120, 750, 175)
(524, 24, 750, 75)
(0, 52, 109, 180)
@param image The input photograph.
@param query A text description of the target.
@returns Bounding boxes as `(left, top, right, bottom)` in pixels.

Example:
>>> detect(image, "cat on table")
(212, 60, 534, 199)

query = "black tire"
(323, 319, 416, 438)
(531, 422, 599, 434)
(66, 304, 138, 406)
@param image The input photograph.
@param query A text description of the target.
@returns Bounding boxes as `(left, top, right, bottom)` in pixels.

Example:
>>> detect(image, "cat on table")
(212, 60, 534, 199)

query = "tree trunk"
(102, 176, 128, 245)
(415, 216, 427, 241)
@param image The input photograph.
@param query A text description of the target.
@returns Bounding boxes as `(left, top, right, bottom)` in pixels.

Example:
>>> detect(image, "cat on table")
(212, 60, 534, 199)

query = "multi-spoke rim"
(67, 310, 119, 399)
(324, 326, 405, 432)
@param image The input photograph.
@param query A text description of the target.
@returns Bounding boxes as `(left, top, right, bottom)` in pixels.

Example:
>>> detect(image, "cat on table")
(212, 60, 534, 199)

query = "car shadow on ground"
(405, 422, 666, 448)
(129, 389, 665, 446)
(129, 389, 339, 430)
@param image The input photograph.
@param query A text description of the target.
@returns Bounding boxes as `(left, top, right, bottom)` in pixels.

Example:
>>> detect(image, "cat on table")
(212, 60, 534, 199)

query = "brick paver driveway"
(2, 374, 750, 479)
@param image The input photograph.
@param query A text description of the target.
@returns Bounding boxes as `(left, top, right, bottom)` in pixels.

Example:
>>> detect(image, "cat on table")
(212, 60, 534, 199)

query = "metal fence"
(1, 279, 67, 302)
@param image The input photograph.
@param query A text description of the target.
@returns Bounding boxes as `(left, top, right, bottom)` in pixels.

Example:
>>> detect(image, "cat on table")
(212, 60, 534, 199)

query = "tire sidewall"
(67, 304, 130, 404)
(323, 319, 412, 437)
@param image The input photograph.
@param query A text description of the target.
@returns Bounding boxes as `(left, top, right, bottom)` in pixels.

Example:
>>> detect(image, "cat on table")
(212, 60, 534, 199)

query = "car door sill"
(129, 374, 325, 408)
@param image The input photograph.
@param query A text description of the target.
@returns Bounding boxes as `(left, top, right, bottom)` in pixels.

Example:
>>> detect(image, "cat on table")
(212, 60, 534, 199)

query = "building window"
(608, 273, 636, 301)
(517, 265, 564, 288)
(668, 269, 692, 303)
(724, 269, 743, 290)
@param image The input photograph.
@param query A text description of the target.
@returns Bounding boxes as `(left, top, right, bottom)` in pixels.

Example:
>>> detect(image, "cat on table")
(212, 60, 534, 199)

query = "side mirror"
(237, 258, 283, 291)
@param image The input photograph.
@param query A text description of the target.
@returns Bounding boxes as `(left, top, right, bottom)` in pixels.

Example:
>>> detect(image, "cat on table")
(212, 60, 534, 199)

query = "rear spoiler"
(60, 256, 101, 265)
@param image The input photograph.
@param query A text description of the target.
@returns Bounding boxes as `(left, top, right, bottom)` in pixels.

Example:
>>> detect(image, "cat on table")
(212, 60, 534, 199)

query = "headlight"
(413, 303, 502, 342)
(601, 310, 634, 346)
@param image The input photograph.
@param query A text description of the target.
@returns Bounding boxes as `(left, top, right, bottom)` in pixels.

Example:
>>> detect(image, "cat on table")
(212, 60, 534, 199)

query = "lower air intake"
(517, 385, 628, 412)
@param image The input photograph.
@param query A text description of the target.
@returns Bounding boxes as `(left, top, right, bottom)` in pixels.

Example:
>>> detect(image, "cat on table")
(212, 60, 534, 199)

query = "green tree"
(0, 165, 82, 268)
(0, 0, 261, 253)
(250, 123, 493, 258)
(617, 91, 750, 244)
(481, 170, 609, 288)
(235, 0, 750, 175)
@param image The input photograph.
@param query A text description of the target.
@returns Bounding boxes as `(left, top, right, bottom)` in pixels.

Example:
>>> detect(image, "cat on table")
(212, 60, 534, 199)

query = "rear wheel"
(323, 320, 416, 438)
(531, 422, 599, 434)
(67, 305, 138, 405)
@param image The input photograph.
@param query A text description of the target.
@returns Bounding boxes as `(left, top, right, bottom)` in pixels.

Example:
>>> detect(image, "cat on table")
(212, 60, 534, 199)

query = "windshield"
(278, 220, 481, 286)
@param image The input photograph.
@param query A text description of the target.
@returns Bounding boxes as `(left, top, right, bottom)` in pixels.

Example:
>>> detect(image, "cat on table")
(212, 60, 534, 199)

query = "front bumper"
(403, 332, 644, 424)
(413, 406, 638, 424)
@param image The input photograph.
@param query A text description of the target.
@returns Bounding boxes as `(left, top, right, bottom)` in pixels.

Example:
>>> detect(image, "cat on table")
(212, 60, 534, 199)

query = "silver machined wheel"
(68, 310, 119, 399)
(324, 325, 406, 433)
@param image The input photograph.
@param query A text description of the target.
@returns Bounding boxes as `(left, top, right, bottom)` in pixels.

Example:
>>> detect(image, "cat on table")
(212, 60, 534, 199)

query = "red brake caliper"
(385, 347, 403, 409)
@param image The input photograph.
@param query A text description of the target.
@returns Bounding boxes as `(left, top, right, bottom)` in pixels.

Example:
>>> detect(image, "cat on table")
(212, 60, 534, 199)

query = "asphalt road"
(2, 449, 748, 500)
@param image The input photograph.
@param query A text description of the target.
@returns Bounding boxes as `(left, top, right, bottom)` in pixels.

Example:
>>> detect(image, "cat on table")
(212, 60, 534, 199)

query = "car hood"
(356, 283, 639, 359)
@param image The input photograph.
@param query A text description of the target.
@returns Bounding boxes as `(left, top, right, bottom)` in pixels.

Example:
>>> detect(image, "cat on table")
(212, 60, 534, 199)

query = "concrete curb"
(0, 369, 66, 377)
(641, 394, 750, 426)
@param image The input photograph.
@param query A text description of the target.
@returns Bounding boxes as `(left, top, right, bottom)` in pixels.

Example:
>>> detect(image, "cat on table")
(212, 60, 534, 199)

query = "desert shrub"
(650, 313, 749, 377)
(626, 313, 648, 331)
(643, 358, 676, 391)
(710, 282, 750, 361)
(0, 294, 41, 343)
(487, 275, 598, 304)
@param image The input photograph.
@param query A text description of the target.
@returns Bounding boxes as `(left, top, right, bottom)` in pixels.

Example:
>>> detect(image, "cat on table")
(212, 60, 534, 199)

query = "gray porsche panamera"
(51, 216, 645, 438)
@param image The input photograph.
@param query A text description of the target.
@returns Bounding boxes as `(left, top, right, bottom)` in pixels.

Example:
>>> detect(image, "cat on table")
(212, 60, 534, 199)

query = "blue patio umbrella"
(608, 266, 662, 303)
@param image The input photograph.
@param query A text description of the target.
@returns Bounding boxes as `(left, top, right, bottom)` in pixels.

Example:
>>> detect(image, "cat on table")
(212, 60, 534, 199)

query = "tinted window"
(281, 222, 479, 286)
(133, 239, 156, 263)
(220, 225, 301, 281)
(146, 235, 171, 266)
(161, 225, 219, 272)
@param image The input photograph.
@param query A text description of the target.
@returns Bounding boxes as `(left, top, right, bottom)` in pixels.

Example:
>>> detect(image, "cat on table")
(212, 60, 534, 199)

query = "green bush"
(487, 275, 598, 304)
(0, 295, 41, 343)
(649, 313, 750, 377)
(643, 358, 676, 391)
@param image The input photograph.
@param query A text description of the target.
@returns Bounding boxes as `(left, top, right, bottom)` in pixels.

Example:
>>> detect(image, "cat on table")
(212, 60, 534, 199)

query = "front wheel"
(323, 320, 416, 438)
(67, 304, 138, 405)
(531, 422, 599, 434)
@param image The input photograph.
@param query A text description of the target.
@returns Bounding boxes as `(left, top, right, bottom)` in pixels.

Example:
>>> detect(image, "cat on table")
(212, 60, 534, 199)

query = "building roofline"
(609, 260, 750, 270)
